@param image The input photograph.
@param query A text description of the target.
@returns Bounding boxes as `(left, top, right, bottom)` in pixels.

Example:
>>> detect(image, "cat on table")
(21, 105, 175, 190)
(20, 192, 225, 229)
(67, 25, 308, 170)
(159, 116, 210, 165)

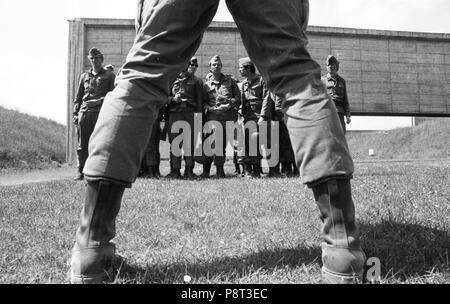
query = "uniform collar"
(327, 73, 340, 81)
(89, 67, 106, 76)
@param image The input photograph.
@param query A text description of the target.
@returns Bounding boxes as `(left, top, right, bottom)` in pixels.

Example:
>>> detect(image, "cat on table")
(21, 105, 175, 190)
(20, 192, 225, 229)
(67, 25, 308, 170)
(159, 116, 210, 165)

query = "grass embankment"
(0, 106, 66, 171)
(0, 162, 448, 284)
(347, 118, 450, 160)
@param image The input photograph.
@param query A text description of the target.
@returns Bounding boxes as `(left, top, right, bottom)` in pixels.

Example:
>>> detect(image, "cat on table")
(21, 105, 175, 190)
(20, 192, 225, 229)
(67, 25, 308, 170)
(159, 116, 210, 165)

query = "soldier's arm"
(73, 74, 85, 117)
(227, 78, 241, 111)
(260, 91, 274, 121)
(342, 79, 351, 117)
(109, 72, 116, 91)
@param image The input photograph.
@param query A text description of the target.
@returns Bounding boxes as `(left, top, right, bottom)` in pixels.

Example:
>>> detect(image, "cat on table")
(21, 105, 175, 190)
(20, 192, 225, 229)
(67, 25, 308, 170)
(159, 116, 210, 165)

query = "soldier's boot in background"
(145, 166, 159, 178)
(252, 164, 262, 178)
(311, 179, 366, 284)
(167, 168, 181, 179)
(234, 163, 241, 175)
(215, 165, 226, 178)
(292, 163, 300, 177)
(69, 181, 124, 284)
(183, 166, 197, 179)
(201, 161, 212, 178)
(155, 165, 161, 178)
(281, 162, 293, 177)
(242, 164, 253, 178)
(74, 167, 84, 181)
(268, 163, 281, 177)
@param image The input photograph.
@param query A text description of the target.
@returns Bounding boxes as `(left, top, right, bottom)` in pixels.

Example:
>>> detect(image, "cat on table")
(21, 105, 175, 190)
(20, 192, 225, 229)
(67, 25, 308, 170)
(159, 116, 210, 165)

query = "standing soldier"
(322, 55, 351, 133)
(238, 57, 268, 178)
(166, 59, 204, 179)
(72, 47, 115, 180)
(202, 55, 241, 178)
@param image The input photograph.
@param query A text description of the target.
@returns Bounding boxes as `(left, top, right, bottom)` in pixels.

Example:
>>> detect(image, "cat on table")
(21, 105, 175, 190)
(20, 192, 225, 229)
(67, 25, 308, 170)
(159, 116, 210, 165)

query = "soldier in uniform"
(201, 55, 240, 178)
(69, 0, 365, 284)
(237, 57, 268, 178)
(322, 55, 351, 133)
(72, 47, 115, 181)
(166, 58, 204, 179)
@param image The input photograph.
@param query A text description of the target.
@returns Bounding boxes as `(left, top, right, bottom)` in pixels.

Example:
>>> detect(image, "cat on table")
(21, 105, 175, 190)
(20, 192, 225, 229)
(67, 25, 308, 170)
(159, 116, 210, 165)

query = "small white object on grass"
(369, 149, 375, 156)
(183, 275, 192, 283)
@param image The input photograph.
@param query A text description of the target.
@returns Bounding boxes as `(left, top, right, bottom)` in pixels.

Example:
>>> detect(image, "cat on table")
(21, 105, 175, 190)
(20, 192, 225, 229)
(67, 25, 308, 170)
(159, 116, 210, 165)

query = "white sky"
(0, 0, 449, 130)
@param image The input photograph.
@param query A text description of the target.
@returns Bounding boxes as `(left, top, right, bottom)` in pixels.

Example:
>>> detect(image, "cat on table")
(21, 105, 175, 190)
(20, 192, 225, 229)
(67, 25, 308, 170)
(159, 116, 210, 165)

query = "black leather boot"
(242, 164, 253, 178)
(201, 161, 212, 178)
(281, 162, 293, 177)
(268, 163, 281, 177)
(215, 165, 226, 178)
(74, 167, 84, 181)
(167, 168, 181, 179)
(234, 163, 241, 175)
(252, 164, 262, 178)
(183, 166, 197, 179)
(311, 179, 366, 284)
(69, 181, 124, 284)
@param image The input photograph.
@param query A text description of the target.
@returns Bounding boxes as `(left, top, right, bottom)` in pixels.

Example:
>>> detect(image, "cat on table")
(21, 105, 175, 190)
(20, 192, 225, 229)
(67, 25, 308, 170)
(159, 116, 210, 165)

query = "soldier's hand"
(346, 115, 351, 124)
(72, 116, 78, 125)
(174, 94, 182, 103)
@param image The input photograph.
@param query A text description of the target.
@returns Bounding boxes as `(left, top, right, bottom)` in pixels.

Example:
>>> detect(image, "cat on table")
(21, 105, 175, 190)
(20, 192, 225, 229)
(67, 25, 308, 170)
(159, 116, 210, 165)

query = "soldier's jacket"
(204, 73, 241, 121)
(321, 73, 350, 116)
(261, 92, 284, 121)
(73, 67, 116, 115)
(239, 74, 269, 121)
(168, 73, 204, 113)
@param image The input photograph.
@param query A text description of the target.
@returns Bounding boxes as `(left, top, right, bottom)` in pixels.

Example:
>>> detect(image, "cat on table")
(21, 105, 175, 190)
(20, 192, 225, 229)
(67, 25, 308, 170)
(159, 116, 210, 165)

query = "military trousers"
(144, 118, 161, 166)
(168, 111, 197, 169)
(83, 0, 353, 187)
(76, 110, 99, 171)
(237, 118, 261, 166)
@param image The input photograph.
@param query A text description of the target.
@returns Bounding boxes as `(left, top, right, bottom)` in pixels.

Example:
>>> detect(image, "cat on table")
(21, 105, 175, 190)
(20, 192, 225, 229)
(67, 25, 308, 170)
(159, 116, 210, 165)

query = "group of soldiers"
(74, 49, 351, 182)
(137, 55, 302, 180)
(69, 0, 363, 285)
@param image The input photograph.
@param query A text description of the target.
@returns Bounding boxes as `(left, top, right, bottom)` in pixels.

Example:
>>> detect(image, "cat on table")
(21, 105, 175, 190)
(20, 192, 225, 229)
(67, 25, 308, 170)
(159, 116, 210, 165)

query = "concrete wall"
(67, 18, 450, 163)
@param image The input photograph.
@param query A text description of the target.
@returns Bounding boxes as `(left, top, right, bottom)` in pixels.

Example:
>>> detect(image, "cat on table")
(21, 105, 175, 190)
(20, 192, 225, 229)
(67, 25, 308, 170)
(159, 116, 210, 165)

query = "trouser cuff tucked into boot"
(69, 180, 124, 284)
(312, 178, 366, 284)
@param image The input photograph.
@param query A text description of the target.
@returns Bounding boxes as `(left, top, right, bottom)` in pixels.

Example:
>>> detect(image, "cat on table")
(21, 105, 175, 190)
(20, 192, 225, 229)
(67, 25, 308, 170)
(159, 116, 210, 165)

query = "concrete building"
(67, 18, 450, 162)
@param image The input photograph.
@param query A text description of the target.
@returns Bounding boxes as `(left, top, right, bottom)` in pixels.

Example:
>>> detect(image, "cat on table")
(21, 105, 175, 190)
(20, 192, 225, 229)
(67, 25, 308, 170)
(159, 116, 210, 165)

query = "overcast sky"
(0, 0, 449, 129)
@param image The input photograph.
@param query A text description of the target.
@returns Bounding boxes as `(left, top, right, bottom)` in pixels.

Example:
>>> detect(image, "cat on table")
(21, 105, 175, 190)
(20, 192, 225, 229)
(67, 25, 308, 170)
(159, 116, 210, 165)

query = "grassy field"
(0, 106, 65, 171)
(0, 161, 448, 284)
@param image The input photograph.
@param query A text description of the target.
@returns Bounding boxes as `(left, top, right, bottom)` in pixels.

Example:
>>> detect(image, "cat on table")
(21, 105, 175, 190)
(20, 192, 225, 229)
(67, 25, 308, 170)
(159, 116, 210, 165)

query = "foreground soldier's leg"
(69, 0, 220, 283)
(227, 0, 365, 283)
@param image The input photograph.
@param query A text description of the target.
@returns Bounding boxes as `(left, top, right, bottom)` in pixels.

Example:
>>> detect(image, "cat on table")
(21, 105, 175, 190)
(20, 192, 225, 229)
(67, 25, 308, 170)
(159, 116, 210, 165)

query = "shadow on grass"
(113, 245, 321, 283)
(359, 221, 449, 281)
(112, 221, 449, 283)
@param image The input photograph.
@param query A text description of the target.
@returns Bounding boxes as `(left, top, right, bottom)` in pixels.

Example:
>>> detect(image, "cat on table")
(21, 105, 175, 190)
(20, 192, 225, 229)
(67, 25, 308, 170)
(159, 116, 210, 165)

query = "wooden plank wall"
(67, 19, 450, 163)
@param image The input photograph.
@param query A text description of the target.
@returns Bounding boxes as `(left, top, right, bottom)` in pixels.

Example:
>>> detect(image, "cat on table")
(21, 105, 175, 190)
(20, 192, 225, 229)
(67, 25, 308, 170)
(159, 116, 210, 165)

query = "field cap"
(238, 57, 254, 67)
(209, 55, 222, 66)
(88, 47, 103, 57)
(189, 57, 199, 67)
(326, 54, 339, 67)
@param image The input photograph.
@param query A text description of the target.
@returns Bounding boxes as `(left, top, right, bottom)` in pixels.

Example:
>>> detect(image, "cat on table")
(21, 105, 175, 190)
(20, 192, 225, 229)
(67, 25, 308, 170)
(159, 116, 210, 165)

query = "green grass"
(0, 106, 66, 171)
(0, 162, 448, 284)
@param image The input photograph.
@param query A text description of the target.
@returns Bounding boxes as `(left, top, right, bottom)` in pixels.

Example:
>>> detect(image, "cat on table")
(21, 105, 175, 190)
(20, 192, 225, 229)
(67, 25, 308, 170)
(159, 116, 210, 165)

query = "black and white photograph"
(0, 0, 448, 294)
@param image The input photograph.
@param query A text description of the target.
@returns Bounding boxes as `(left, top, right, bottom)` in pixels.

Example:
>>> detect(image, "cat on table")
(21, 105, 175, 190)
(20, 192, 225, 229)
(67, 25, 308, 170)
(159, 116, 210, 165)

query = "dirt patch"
(0, 165, 76, 186)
